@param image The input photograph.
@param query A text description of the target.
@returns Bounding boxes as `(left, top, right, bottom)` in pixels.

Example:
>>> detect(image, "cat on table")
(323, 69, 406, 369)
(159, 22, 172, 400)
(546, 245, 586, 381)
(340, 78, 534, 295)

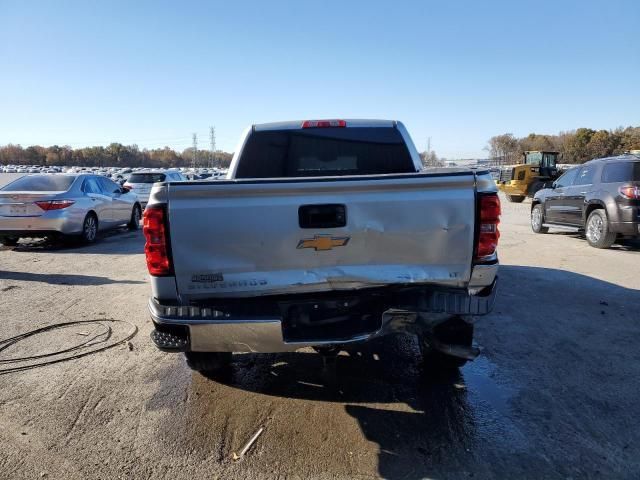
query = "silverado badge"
(297, 235, 350, 251)
(191, 273, 224, 283)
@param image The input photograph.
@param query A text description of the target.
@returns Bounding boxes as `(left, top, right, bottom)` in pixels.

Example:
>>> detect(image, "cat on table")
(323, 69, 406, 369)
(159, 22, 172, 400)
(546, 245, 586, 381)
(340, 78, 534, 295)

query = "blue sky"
(1, 0, 638, 158)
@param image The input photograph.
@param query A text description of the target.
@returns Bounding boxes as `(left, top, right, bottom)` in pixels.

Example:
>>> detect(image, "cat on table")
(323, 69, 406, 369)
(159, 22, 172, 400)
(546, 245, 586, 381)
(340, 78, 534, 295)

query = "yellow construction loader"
(496, 151, 560, 202)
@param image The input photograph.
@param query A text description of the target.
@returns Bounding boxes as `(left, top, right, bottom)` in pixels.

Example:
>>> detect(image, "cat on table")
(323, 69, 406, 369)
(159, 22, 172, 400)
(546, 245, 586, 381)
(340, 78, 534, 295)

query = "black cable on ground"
(0, 321, 112, 361)
(0, 319, 138, 375)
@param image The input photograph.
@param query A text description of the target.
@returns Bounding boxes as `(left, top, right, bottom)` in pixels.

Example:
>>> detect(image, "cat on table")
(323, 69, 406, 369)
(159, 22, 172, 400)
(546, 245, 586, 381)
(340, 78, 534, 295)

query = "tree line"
(0, 143, 233, 168)
(487, 125, 640, 165)
(2, 125, 639, 169)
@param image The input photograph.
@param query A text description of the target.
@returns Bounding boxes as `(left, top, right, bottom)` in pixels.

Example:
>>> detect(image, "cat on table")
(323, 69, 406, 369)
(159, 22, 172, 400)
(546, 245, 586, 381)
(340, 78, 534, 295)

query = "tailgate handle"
(298, 204, 346, 229)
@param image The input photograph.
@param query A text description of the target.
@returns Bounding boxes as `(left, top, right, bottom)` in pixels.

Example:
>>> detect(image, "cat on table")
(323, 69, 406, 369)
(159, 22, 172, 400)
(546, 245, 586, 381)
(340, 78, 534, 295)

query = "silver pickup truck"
(143, 119, 500, 374)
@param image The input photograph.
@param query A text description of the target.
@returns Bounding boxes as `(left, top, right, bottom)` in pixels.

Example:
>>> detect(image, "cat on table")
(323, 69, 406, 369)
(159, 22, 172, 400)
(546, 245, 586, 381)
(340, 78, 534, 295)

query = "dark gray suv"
(531, 154, 640, 248)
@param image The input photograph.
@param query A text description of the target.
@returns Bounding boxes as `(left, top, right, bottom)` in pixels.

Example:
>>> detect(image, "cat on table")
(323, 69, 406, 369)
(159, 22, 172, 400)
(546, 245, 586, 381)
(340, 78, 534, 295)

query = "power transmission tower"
(209, 126, 216, 168)
(192, 133, 198, 168)
(424, 137, 432, 166)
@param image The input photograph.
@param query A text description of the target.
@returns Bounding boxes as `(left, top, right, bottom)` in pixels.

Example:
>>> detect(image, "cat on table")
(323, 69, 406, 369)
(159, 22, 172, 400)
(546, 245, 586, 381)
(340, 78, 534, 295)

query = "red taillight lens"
(301, 119, 347, 128)
(143, 206, 173, 276)
(619, 186, 640, 199)
(475, 194, 501, 260)
(35, 200, 75, 211)
(122, 185, 132, 191)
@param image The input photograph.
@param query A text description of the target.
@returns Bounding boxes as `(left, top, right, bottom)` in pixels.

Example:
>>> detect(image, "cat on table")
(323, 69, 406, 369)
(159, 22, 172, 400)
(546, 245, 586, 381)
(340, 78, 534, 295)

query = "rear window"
(128, 173, 166, 183)
(235, 127, 416, 178)
(601, 162, 640, 183)
(2, 175, 75, 192)
(127, 173, 166, 183)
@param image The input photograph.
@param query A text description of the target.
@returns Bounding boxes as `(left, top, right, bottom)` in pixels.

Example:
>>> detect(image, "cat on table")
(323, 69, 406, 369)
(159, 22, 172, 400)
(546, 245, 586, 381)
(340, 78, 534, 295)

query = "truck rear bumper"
(148, 279, 498, 353)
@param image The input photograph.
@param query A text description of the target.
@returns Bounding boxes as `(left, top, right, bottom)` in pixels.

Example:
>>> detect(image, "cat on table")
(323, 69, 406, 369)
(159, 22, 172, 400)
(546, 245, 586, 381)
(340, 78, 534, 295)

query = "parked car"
(143, 119, 500, 375)
(123, 170, 186, 206)
(0, 174, 142, 246)
(531, 154, 640, 248)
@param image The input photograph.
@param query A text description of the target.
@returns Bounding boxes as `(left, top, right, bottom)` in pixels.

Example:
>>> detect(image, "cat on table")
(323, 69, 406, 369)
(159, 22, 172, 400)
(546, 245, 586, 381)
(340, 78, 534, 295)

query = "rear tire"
(505, 194, 525, 203)
(531, 204, 549, 234)
(184, 352, 232, 373)
(419, 317, 474, 372)
(128, 204, 141, 230)
(585, 209, 616, 249)
(0, 236, 19, 246)
(81, 213, 98, 244)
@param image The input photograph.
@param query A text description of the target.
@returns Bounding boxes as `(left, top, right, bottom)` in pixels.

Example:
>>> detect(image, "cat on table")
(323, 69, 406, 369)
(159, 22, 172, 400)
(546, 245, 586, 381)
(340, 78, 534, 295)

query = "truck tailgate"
(166, 173, 476, 300)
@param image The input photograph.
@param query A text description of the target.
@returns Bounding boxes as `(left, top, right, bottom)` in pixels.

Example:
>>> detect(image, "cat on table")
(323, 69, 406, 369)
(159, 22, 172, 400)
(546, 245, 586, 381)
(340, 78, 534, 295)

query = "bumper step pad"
(150, 329, 189, 352)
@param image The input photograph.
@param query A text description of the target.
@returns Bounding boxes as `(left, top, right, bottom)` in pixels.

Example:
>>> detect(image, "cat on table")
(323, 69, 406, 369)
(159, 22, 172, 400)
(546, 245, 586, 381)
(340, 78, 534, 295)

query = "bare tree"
(487, 134, 519, 165)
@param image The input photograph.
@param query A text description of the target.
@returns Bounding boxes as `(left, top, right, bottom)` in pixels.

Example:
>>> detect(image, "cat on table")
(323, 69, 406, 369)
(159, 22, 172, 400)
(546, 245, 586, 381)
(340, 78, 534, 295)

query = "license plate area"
(280, 294, 383, 342)
(8, 204, 28, 216)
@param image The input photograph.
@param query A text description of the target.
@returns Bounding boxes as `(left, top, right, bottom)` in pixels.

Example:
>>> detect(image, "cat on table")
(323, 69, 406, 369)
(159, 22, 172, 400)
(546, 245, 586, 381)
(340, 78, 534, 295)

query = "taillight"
(619, 185, 640, 199)
(35, 200, 75, 211)
(301, 119, 347, 128)
(143, 206, 173, 276)
(122, 185, 132, 191)
(475, 193, 501, 261)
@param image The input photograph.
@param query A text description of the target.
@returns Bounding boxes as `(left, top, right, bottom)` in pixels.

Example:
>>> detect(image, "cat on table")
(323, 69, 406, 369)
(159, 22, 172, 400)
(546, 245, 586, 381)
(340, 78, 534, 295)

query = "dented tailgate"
(166, 173, 476, 301)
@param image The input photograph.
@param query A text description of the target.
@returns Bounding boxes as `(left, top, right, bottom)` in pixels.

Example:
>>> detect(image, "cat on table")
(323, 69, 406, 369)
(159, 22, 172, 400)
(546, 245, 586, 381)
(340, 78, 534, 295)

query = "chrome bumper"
(148, 279, 498, 353)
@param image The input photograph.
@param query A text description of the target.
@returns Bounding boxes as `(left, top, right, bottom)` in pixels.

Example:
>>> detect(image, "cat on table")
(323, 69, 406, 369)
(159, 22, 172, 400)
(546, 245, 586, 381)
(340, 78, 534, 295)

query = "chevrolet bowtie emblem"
(297, 235, 350, 251)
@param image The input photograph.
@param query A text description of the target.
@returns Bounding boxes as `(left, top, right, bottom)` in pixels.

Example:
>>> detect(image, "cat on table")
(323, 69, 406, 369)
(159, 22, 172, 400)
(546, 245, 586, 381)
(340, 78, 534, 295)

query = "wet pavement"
(1, 193, 640, 479)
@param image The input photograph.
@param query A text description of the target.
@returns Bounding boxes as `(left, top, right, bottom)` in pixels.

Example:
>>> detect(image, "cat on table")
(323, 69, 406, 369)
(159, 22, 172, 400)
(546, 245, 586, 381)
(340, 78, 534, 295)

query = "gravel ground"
(1, 174, 639, 479)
